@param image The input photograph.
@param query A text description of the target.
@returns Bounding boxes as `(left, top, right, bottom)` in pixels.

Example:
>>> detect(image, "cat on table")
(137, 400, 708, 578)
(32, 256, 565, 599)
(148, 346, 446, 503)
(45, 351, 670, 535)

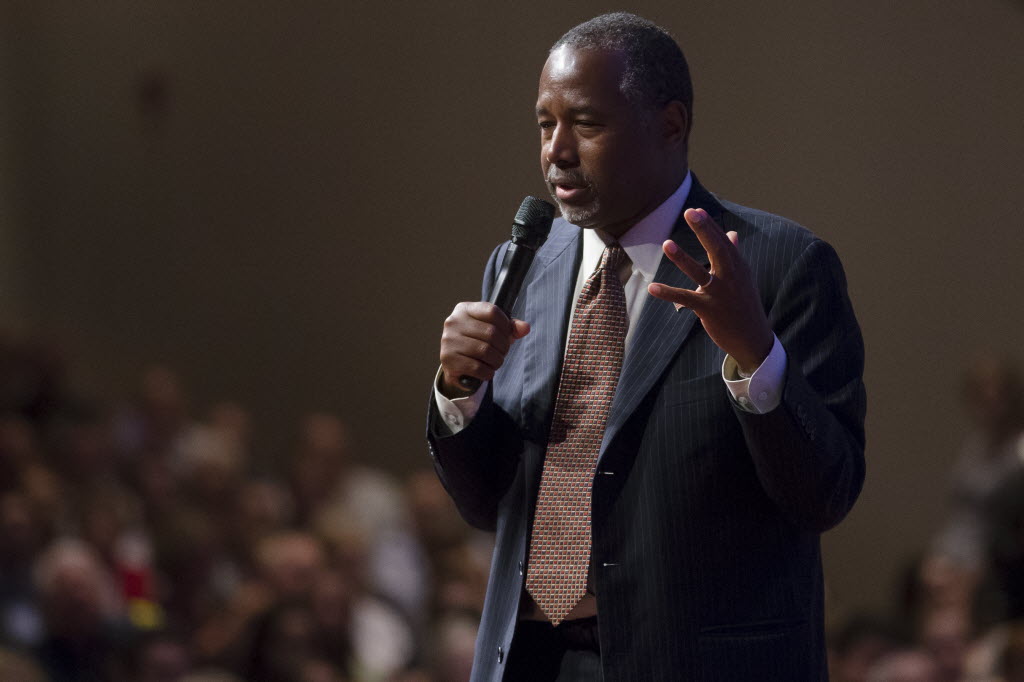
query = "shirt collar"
(582, 170, 692, 282)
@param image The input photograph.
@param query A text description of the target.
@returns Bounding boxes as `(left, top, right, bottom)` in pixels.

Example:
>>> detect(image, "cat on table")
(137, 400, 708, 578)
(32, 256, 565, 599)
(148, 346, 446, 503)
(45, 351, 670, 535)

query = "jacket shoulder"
(717, 198, 818, 248)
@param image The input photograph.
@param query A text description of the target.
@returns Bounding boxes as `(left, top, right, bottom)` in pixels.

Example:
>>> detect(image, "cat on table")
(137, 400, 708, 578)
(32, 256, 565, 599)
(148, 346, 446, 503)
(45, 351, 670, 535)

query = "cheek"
(611, 145, 659, 190)
(586, 136, 638, 178)
(578, 143, 615, 182)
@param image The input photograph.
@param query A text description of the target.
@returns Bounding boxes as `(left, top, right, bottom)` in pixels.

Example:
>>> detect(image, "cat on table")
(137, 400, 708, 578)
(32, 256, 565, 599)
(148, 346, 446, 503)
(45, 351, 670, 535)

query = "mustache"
(546, 168, 590, 187)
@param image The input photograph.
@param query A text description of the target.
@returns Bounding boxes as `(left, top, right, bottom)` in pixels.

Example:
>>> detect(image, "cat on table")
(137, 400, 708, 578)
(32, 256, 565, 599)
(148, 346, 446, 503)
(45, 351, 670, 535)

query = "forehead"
(536, 46, 630, 112)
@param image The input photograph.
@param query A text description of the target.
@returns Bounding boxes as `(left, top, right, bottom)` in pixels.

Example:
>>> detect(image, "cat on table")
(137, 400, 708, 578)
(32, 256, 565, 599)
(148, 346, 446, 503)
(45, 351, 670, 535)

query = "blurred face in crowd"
(38, 544, 114, 637)
(138, 636, 191, 682)
(257, 532, 325, 600)
(866, 650, 940, 682)
(0, 492, 43, 562)
(311, 568, 353, 634)
(292, 414, 352, 507)
(920, 609, 966, 681)
(961, 354, 1024, 436)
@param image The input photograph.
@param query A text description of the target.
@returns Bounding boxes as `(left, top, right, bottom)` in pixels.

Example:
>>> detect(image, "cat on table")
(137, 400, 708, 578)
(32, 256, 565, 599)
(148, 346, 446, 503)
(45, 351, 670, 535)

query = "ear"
(660, 100, 689, 149)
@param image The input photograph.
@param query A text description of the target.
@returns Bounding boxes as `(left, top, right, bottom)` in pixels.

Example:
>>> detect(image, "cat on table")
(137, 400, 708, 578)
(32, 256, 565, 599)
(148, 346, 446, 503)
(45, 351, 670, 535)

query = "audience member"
(932, 354, 1024, 571)
(32, 538, 131, 681)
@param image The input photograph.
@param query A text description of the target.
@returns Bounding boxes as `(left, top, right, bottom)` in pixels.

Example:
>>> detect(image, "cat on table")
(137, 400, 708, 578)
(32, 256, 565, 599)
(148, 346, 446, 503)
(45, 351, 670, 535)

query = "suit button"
(518, 561, 524, 576)
(497, 646, 504, 663)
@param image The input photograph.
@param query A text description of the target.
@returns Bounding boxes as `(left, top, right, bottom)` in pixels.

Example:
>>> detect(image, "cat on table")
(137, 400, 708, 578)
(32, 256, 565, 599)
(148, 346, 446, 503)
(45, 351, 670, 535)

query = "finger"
(684, 208, 732, 266)
(456, 318, 528, 366)
(440, 335, 505, 377)
(511, 318, 531, 339)
(445, 305, 514, 354)
(455, 338, 507, 373)
(462, 301, 515, 333)
(663, 239, 712, 287)
(647, 282, 703, 310)
(459, 318, 514, 356)
(726, 230, 739, 248)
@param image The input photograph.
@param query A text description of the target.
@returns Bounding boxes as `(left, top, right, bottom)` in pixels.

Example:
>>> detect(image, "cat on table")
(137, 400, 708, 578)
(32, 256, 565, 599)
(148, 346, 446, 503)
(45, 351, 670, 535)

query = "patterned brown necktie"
(525, 243, 628, 625)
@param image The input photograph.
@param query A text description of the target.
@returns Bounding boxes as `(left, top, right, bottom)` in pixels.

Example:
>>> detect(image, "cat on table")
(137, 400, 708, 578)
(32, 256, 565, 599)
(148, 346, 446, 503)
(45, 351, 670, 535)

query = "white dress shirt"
(435, 171, 787, 433)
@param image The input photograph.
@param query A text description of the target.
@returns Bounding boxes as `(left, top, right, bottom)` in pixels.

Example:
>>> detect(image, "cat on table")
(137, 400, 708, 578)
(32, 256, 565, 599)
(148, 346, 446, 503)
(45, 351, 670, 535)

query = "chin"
(556, 201, 602, 228)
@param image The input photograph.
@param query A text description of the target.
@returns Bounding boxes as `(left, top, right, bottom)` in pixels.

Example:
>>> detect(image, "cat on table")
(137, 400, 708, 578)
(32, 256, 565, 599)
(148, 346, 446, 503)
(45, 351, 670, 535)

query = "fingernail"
(664, 240, 679, 255)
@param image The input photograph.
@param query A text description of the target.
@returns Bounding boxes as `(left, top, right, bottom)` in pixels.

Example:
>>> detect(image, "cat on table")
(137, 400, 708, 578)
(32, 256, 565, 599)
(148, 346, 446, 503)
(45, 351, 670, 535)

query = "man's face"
(536, 46, 670, 237)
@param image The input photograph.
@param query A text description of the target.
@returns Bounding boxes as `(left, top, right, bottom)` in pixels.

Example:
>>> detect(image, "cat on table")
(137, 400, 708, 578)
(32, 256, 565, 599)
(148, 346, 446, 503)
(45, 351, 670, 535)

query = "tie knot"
(599, 243, 626, 273)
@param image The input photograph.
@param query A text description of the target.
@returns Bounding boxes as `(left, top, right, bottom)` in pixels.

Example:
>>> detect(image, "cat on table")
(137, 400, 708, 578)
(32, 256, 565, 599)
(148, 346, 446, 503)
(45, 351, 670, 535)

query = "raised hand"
(647, 208, 774, 374)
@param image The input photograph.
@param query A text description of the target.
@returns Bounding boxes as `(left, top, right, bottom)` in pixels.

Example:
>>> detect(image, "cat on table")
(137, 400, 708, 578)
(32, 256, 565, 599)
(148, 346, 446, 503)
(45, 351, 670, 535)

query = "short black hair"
(552, 13, 693, 124)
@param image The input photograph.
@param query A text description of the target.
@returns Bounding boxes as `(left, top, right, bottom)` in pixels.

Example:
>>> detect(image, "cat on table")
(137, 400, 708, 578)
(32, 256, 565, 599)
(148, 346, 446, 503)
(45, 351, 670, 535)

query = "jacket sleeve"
(426, 241, 522, 531)
(735, 238, 866, 532)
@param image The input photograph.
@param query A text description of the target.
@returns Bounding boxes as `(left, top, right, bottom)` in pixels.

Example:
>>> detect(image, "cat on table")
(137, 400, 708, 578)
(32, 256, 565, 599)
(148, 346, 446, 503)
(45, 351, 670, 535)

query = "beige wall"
(3, 0, 1023, 618)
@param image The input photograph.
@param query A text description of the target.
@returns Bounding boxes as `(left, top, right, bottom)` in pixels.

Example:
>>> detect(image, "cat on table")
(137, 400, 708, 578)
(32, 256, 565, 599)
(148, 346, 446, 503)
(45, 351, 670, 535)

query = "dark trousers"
(503, 617, 602, 681)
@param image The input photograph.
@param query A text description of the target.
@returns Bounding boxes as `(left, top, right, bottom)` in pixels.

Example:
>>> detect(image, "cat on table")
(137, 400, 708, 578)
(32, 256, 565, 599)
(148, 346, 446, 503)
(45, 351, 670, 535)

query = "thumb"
(511, 318, 531, 339)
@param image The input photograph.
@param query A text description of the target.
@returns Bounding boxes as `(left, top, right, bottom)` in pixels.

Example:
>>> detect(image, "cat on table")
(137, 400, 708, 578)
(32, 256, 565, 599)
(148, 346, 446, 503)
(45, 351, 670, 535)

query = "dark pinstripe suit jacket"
(427, 176, 866, 681)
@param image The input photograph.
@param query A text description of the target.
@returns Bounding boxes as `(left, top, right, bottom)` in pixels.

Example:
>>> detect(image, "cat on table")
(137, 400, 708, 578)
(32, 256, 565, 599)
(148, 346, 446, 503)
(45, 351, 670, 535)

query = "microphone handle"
(458, 242, 536, 392)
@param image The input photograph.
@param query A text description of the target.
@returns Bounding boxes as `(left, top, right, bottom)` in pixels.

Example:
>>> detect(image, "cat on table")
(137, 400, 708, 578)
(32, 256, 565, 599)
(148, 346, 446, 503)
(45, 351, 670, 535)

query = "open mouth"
(553, 183, 588, 203)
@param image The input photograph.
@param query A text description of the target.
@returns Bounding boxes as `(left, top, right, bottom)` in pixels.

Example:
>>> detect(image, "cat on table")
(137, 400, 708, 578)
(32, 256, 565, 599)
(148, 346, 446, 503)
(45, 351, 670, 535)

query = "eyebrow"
(535, 105, 603, 117)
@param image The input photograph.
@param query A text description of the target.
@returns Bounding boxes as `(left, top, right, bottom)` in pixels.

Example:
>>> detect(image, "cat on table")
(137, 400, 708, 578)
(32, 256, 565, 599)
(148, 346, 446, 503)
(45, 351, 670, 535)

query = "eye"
(538, 120, 556, 130)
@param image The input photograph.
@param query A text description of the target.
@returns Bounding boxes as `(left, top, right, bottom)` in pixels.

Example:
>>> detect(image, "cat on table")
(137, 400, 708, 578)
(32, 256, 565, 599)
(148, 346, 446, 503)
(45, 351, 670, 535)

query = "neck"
(600, 163, 689, 238)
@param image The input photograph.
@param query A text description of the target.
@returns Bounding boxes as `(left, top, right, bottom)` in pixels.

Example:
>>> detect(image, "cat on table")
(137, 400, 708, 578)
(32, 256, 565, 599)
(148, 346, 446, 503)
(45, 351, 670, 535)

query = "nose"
(544, 123, 578, 168)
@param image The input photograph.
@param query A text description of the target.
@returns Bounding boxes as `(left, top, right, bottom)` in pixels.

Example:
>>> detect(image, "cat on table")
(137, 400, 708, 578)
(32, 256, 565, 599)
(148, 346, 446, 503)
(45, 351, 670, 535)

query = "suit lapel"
(599, 176, 728, 459)
(519, 221, 580, 442)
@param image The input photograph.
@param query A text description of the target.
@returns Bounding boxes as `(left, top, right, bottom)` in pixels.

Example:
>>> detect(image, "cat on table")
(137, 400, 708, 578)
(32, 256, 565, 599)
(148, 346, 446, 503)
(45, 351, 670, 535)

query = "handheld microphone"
(458, 196, 555, 391)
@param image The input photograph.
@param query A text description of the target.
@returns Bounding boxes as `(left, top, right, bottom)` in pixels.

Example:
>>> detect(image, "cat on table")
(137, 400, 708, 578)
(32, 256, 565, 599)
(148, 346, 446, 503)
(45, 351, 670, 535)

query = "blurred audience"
(830, 614, 900, 682)
(32, 538, 131, 681)
(832, 353, 1024, 682)
(866, 649, 942, 682)
(0, 331, 486, 681)
(5, 329, 1024, 681)
(931, 354, 1024, 574)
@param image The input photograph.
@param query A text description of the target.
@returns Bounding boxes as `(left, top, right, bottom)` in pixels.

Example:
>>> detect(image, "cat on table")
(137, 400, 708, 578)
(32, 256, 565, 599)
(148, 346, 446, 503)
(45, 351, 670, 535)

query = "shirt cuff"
(722, 335, 787, 414)
(432, 366, 486, 434)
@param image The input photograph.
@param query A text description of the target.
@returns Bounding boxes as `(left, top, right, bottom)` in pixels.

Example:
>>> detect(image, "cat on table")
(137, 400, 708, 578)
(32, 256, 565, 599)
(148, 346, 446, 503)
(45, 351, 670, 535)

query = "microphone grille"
(511, 196, 556, 247)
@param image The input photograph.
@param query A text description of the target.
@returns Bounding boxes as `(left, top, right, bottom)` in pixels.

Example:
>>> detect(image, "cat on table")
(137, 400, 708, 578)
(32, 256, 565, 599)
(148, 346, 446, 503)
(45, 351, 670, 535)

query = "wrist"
(440, 373, 476, 399)
(735, 332, 774, 376)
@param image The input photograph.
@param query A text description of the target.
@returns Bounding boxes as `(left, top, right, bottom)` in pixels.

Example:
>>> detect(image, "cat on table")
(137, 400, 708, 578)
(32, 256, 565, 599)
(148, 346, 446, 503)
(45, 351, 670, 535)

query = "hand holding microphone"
(439, 197, 554, 397)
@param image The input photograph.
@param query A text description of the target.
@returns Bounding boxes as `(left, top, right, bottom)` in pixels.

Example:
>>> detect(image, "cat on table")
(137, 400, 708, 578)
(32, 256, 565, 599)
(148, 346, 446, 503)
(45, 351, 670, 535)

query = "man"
(428, 12, 865, 681)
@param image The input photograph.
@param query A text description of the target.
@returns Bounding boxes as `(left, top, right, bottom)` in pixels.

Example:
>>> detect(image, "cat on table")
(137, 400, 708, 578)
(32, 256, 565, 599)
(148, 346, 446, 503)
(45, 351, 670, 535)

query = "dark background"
(1, 0, 1022, 618)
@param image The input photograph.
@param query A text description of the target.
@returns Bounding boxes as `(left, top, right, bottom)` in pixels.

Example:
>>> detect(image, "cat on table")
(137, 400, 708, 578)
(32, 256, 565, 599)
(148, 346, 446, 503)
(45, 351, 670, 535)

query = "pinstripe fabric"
(427, 175, 866, 681)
